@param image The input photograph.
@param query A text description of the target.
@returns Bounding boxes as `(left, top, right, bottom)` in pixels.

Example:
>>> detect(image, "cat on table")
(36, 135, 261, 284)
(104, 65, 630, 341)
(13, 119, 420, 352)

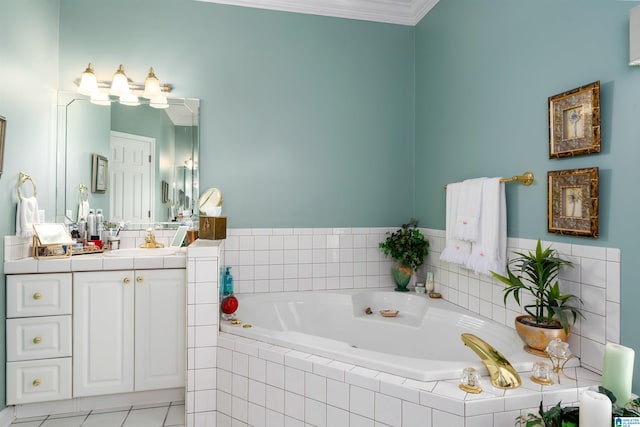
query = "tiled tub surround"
(208, 227, 621, 426)
(221, 227, 620, 375)
(215, 332, 601, 427)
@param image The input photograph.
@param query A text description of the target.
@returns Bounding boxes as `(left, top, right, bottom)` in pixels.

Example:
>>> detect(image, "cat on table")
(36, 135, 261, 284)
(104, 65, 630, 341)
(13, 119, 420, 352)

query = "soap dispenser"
(222, 267, 234, 296)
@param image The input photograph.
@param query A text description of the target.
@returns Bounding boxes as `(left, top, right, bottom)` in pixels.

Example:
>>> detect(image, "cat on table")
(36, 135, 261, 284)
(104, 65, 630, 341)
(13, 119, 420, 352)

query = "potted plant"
(490, 239, 583, 354)
(517, 388, 640, 426)
(379, 220, 429, 292)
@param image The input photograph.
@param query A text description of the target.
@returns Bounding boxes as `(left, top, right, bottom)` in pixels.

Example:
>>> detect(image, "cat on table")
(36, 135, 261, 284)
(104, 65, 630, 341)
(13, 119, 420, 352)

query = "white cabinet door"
(134, 269, 185, 391)
(73, 271, 134, 397)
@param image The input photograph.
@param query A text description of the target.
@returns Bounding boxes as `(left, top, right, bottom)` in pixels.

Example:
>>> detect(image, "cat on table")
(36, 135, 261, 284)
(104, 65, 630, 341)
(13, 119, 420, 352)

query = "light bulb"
(110, 64, 130, 96)
(78, 63, 98, 96)
(143, 67, 161, 99)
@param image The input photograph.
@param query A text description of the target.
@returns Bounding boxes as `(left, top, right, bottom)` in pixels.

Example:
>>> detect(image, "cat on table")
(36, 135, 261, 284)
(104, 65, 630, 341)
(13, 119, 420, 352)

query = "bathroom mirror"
(55, 92, 199, 229)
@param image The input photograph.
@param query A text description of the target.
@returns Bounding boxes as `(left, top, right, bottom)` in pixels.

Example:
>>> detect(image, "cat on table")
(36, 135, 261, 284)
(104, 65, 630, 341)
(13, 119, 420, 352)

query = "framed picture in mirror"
(92, 154, 108, 193)
(0, 115, 6, 178)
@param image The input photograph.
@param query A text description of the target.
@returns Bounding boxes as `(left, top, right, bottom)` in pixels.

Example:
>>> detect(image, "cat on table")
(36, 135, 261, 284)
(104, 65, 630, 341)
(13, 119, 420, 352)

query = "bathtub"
(220, 289, 550, 382)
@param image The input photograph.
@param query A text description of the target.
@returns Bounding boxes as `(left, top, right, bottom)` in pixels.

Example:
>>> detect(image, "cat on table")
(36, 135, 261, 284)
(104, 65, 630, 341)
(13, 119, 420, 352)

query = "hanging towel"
(465, 178, 507, 276)
(453, 178, 486, 242)
(16, 196, 40, 238)
(78, 199, 90, 221)
(440, 181, 472, 265)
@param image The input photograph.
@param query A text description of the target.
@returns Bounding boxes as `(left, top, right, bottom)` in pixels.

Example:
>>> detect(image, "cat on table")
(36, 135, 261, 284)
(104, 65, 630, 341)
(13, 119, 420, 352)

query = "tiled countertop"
(3, 250, 187, 274)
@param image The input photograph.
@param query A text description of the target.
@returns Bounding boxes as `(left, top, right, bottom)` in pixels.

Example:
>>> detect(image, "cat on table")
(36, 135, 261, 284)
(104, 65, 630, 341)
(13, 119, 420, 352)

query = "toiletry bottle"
(87, 209, 96, 239)
(78, 218, 86, 239)
(222, 267, 234, 296)
(95, 209, 104, 243)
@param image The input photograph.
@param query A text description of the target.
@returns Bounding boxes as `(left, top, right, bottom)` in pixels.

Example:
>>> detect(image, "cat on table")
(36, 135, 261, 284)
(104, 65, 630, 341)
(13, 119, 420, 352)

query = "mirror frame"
(55, 92, 200, 229)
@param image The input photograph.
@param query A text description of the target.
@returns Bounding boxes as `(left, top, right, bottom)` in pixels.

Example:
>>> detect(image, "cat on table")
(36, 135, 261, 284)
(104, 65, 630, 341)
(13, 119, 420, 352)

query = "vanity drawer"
(6, 316, 72, 362)
(7, 273, 72, 318)
(6, 358, 72, 405)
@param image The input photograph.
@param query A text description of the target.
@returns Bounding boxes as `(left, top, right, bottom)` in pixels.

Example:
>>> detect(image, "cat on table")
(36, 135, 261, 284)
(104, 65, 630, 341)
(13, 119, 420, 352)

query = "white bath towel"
(78, 199, 90, 221)
(440, 181, 472, 265)
(16, 196, 40, 238)
(465, 178, 507, 276)
(453, 178, 486, 242)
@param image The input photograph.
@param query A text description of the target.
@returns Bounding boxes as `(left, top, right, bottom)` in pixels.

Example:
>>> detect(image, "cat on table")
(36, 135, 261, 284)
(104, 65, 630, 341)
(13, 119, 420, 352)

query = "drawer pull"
(33, 337, 42, 344)
(33, 292, 42, 300)
(123, 277, 130, 285)
(32, 379, 41, 387)
(136, 276, 143, 283)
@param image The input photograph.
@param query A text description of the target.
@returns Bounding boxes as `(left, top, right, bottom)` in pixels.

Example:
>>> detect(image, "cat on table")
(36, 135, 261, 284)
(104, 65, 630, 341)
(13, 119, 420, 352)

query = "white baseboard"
(0, 406, 16, 427)
(13, 388, 184, 419)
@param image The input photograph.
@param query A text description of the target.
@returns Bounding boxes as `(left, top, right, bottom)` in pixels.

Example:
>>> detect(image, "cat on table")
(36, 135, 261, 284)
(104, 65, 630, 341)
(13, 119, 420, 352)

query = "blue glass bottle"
(222, 267, 234, 296)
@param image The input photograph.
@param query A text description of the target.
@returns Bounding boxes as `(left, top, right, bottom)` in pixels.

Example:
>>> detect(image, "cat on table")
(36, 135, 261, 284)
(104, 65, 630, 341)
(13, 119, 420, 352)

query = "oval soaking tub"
(220, 289, 550, 382)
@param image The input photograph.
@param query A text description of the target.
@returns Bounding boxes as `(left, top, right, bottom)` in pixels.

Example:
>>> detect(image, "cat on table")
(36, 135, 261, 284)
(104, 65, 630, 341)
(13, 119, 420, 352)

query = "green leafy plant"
(515, 388, 640, 426)
(379, 219, 429, 272)
(491, 239, 582, 333)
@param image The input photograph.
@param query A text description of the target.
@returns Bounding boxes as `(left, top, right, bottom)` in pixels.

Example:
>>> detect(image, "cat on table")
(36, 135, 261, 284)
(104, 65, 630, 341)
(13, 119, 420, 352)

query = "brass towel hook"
(17, 172, 37, 201)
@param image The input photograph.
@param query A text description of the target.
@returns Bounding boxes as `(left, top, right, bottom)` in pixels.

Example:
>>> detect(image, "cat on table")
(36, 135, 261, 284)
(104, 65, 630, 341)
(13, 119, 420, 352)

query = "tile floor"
(9, 401, 184, 427)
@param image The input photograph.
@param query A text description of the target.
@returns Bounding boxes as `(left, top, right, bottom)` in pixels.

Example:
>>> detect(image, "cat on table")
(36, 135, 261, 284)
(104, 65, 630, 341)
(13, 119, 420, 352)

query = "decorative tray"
(72, 248, 104, 256)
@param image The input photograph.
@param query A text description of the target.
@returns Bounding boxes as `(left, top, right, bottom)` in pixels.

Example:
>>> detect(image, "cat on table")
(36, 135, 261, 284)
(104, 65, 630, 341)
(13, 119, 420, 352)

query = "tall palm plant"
(491, 239, 583, 333)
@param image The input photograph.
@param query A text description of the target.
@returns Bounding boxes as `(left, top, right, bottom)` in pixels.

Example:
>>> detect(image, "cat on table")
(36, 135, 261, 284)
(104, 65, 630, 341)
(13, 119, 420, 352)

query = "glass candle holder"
(459, 367, 482, 393)
(425, 272, 435, 293)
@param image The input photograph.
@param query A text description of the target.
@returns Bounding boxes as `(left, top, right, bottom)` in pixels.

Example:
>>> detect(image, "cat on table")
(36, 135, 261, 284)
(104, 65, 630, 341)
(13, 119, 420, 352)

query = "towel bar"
(444, 171, 534, 189)
(17, 172, 37, 201)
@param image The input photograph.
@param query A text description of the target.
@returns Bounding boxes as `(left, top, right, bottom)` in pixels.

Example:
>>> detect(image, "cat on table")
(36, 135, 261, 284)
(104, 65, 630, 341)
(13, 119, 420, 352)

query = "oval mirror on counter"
(55, 92, 199, 229)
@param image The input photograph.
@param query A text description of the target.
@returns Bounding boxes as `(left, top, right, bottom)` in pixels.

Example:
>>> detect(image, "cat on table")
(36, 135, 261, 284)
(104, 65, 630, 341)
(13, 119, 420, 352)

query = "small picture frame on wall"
(162, 180, 169, 203)
(91, 154, 108, 193)
(549, 81, 600, 158)
(548, 167, 599, 238)
(0, 115, 6, 178)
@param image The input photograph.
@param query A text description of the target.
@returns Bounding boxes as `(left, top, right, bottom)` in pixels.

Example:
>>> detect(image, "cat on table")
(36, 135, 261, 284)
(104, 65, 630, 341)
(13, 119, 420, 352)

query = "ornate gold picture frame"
(548, 167, 599, 238)
(549, 81, 600, 158)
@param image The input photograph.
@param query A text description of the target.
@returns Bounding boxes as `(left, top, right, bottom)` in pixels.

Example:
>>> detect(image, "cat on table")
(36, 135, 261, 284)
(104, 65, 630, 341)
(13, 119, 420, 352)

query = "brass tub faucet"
(461, 333, 521, 389)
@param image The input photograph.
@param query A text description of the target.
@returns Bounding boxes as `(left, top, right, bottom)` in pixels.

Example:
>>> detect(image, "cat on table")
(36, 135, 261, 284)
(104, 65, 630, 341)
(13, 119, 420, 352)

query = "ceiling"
(195, 0, 440, 26)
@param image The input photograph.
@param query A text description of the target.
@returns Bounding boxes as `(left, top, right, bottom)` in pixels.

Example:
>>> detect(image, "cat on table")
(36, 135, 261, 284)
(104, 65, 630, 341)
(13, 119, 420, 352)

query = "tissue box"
(199, 216, 227, 240)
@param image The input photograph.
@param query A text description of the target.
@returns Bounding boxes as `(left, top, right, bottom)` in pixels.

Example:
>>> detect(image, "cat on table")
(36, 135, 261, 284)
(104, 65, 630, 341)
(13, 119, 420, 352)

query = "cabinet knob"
(32, 379, 41, 387)
(33, 337, 42, 344)
(136, 276, 143, 283)
(33, 292, 42, 300)
(123, 277, 131, 284)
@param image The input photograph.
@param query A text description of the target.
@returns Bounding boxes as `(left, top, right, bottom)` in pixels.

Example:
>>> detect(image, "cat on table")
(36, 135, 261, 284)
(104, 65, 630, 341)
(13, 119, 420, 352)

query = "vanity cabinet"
(6, 273, 73, 405)
(73, 269, 185, 397)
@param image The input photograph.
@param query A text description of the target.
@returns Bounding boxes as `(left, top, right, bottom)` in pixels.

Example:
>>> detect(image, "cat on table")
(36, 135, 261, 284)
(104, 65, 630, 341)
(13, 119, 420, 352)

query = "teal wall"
(57, 0, 416, 228)
(415, 0, 640, 393)
(0, 0, 60, 407)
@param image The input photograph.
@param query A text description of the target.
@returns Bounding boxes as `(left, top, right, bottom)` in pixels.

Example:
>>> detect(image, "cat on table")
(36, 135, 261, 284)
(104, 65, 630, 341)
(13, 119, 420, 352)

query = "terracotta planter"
(514, 315, 569, 355)
(391, 265, 412, 292)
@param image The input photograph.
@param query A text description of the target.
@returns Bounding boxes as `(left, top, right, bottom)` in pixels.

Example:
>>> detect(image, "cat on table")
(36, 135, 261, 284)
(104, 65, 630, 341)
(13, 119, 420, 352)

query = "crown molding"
(195, 0, 439, 26)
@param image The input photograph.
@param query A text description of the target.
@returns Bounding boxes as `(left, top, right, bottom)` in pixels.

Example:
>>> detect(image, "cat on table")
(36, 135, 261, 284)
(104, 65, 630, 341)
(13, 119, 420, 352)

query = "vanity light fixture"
(75, 63, 172, 108)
